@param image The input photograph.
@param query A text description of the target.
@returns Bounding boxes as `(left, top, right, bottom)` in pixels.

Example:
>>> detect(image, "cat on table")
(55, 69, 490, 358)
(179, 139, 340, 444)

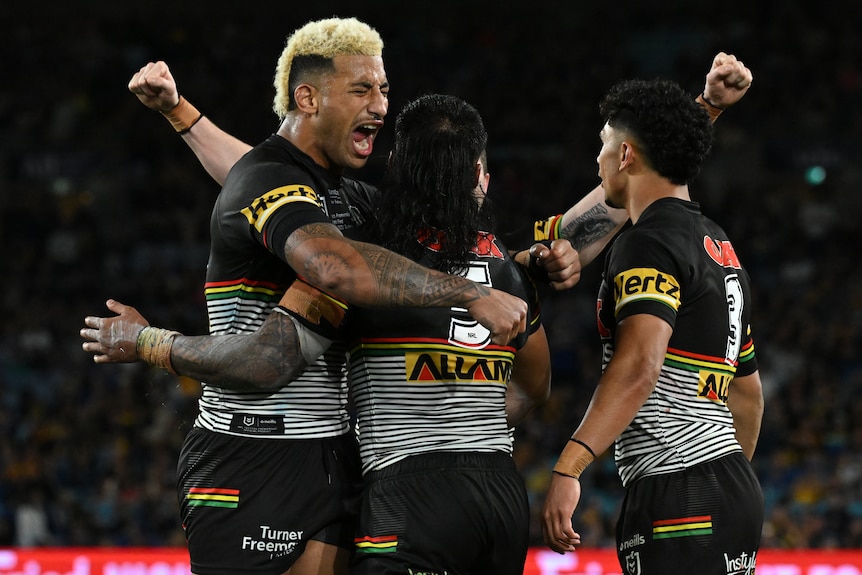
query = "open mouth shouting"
(352, 121, 382, 157)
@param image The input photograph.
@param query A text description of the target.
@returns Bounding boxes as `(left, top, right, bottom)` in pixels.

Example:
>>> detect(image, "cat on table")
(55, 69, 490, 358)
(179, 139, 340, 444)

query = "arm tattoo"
(356, 246, 485, 307)
(559, 203, 619, 251)
(286, 223, 482, 308)
(171, 312, 305, 391)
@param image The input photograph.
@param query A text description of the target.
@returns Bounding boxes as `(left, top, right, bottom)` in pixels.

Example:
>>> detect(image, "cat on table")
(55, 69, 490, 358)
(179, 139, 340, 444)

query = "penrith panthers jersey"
(198, 134, 376, 439)
(343, 232, 542, 475)
(596, 198, 758, 486)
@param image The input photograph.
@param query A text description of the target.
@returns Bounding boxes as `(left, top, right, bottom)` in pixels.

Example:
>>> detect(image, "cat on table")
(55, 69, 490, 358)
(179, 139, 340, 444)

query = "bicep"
(609, 314, 673, 383)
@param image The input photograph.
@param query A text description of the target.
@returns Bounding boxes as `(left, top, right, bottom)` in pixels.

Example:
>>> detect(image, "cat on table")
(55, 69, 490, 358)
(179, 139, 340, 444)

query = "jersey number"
(724, 273, 744, 365)
(448, 263, 492, 349)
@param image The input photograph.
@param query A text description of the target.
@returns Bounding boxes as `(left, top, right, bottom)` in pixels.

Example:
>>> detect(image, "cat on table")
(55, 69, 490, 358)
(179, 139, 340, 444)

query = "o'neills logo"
(619, 533, 645, 551)
(406, 351, 512, 384)
(241, 185, 321, 232)
(613, 267, 681, 313)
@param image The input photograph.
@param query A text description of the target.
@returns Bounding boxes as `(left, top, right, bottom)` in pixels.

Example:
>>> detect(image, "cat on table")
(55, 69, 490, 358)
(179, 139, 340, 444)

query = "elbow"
(245, 360, 306, 392)
(536, 374, 552, 406)
(313, 268, 351, 296)
(289, 235, 358, 298)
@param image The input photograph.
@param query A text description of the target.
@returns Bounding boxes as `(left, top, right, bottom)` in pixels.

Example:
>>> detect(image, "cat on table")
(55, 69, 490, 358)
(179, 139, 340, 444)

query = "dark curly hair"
(600, 79, 714, 186)
(372, 94, 489, 273)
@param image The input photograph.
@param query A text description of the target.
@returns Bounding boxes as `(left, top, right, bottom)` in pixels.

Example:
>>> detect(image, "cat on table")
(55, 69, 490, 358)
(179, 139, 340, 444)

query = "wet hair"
(272, 17, 383, 118)
(374, 93, 489, 274)
(600, 78, 714, 186)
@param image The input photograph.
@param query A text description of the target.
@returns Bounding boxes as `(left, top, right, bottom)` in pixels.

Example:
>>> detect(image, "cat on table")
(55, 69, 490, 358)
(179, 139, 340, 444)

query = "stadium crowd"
(2, 0, 860, 550)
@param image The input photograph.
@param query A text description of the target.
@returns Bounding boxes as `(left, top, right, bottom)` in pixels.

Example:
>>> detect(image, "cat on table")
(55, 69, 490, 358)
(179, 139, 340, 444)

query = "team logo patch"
(703, 236, 742, 269)
(186, 487, 240, 508)
(624, 550, 642, 575)
(418, 230, 505, 260)
(355, 534, 398, 554)
(241, 185, 321, 232)
(613, 267, 681, 314)
(652, 515, 713, 539)
(471, 232, 505, 259)
(406, 351, 512, 384)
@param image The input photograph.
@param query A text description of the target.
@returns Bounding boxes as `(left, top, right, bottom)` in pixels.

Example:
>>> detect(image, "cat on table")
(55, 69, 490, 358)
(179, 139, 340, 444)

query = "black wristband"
(569, 437, 596, 458)
(699, 91, 725, 110)
(177, 113, 204, 135)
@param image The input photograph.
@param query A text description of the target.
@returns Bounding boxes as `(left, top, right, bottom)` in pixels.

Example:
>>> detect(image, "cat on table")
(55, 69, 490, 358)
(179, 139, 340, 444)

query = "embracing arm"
(506, 325, 552, 427)
(170, 309, 306, 389)
(284, 222, 527, 345)
(81, 299, 309, 390)
(727, 371, 764, 460)
(128, 61, 252, 185)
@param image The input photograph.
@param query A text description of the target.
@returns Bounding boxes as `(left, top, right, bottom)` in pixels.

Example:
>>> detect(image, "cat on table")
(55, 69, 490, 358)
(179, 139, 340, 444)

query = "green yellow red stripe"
(652, 515, 713, 539)
(355, 535, 398, 554)
(186, 487, 240, 508)
(665, 347, 737, 374)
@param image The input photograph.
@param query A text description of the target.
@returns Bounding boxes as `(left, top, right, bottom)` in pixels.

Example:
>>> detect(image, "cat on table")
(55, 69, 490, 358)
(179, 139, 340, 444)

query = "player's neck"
(627, 175, 690, 223)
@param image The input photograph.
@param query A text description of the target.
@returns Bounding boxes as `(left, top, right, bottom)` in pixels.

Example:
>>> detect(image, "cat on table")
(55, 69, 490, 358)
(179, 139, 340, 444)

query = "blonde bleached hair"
(273, 17, 384, 119)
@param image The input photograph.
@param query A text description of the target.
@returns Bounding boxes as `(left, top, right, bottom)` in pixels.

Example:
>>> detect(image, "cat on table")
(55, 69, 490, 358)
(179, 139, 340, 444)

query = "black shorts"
(615, 452, 763, 575)
(351, 451, 529, 575)
(177, 427, 362, 575)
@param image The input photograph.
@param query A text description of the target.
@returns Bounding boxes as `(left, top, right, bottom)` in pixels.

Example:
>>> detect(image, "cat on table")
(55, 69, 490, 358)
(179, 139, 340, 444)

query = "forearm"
(507, 326, 551, 426)
(171, 313, 305, 390)
(180, 117, 252, 186)
(557, 185, 627, 267)
(286, 225, 485, 309)
(506, 384, 545, 427)
(158, 96, 252, 186)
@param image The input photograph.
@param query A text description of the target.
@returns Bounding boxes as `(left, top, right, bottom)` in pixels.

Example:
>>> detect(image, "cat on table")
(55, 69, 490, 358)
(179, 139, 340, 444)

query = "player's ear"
(620, 141, 635, 170)
(294, 84, 318, 114)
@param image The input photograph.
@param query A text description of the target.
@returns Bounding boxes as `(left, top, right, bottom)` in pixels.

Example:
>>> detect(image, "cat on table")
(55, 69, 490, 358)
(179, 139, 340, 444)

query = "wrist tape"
(696, 92, 724, 123)
(553, 438, 596, 479)
(161, 96, 203, 134)
(137, 327, 180, 374)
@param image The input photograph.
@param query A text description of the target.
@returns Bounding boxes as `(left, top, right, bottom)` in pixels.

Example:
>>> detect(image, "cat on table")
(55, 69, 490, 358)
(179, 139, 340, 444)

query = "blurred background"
(2, 0, 860, 550)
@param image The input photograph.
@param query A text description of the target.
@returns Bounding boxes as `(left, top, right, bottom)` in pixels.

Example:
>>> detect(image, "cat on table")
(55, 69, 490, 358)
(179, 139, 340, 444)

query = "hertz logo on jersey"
(241, 185, 322, 232)
(406, 351, 513, 384)
(613, 267, 681, 315)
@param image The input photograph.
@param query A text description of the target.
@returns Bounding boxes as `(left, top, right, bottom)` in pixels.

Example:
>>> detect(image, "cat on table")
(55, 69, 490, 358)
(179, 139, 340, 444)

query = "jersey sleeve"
(234, 163, 333, 258)
(499, 214, 564, 251)
(606, 230, 682, 329)
(734, 327, 758, 377)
